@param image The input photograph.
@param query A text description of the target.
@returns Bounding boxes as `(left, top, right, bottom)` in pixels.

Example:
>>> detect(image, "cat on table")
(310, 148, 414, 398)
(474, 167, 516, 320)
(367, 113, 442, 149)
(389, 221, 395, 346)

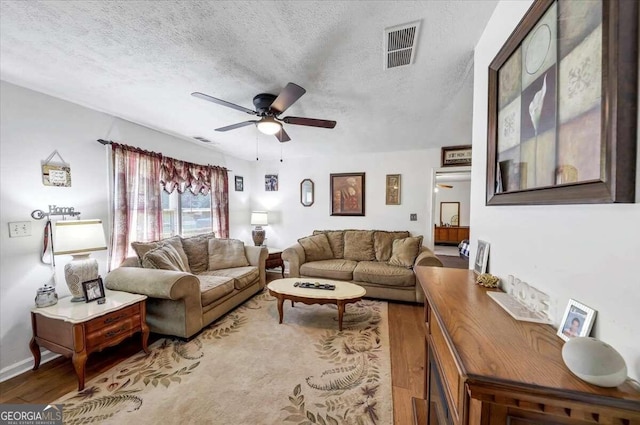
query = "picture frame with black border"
(265, 174, 278, 191)
(82, 277, 106, 303)
(473, 240, 490, 275)
(235, 176, 243, 192)
(557, 299, 596, 342)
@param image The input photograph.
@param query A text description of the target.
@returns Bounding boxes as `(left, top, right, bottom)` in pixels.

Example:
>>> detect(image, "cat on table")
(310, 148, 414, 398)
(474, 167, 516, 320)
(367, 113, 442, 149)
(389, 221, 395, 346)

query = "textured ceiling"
(0, 1, 497, 161)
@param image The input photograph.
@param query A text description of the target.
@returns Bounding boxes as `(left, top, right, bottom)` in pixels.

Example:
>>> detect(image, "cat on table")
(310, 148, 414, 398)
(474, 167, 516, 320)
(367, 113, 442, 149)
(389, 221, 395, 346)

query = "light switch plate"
(410, 214, 417, 221)
(9, 221, 31, 237)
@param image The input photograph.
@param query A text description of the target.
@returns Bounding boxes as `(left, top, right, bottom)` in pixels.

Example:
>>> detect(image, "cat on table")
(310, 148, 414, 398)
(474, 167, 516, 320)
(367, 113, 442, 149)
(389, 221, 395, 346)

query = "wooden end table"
(267, 278, 366, 331)
(266, 248, 285, 278)
(30, 290, 149, 391)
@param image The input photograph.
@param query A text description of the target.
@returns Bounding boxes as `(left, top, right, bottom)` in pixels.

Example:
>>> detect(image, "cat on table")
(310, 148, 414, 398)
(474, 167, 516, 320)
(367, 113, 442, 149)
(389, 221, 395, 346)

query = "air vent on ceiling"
(193, 136, 213, 143)
(384, 21, 420, 70)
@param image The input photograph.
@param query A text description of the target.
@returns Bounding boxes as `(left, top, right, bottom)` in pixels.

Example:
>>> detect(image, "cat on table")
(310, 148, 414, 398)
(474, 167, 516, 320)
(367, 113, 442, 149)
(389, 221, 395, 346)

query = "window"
(162, 190, 214, 238)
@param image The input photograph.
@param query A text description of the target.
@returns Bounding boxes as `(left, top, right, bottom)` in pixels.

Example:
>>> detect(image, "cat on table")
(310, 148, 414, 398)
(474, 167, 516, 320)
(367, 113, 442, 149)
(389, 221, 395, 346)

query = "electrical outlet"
(9, 221, 31, 237)
(410, 214, 417, 221)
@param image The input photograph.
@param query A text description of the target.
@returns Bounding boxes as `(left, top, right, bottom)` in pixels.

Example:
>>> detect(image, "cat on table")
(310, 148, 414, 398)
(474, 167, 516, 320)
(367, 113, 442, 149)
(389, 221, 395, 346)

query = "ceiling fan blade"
(282, 116, 337, 129)
(269, 83, 306, 114)
(192, 92, 257, 115)
(215, 121, 258, 132)
(275, 127, 291, 143)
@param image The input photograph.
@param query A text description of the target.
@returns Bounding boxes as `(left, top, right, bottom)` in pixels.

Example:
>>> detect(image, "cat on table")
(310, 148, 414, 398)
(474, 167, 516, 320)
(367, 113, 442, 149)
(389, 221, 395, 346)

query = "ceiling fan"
(191, 82, 336, 143)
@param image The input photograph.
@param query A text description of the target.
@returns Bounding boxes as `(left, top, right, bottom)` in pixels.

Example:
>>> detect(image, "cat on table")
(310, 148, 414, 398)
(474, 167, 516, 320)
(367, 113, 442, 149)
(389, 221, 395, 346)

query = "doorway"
(431, 169, 471, 268)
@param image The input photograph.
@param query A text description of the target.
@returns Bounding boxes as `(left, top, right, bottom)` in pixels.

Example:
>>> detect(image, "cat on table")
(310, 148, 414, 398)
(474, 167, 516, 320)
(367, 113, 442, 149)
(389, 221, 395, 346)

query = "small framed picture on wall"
(265, 174, 278, 191)
(235, 176, 244, 192)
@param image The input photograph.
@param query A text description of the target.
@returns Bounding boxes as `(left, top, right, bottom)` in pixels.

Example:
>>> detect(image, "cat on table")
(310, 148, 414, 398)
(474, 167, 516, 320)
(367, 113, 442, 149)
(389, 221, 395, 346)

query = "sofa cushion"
(208, 239, 249, 270)
(197, 274, 235, 306)
(313, 230, 345, 259)
(132, 235, 190, 273)
(374, 231, 410, 262)
(353, 261, 416, 287)
(343, 230, 375, 261)
(141, 243, 188, 272)
(388, 236, 423, 268)
(298, 234, 334, 262)
(300, 259, 358, 281)
(181, 232, 216, 273)
(201, 266, 259, 291)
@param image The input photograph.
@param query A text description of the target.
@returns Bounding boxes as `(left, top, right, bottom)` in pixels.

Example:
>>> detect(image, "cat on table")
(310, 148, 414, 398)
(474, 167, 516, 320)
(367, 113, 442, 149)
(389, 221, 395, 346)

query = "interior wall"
(471, 0, 640, 380)
(248, 149, 441, 251)
(0, 81, 251, 379)
(434, 180, 471, 226)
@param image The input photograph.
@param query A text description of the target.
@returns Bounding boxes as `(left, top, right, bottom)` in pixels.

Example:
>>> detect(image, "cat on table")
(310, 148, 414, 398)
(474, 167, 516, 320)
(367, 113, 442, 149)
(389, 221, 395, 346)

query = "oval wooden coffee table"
(267, 278, 366, 331)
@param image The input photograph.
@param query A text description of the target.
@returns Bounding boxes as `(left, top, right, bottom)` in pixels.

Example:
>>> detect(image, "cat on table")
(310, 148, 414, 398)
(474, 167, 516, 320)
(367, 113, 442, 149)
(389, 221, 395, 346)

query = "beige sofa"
(282, 230, 442, 303)
(106, 234, 267, 338)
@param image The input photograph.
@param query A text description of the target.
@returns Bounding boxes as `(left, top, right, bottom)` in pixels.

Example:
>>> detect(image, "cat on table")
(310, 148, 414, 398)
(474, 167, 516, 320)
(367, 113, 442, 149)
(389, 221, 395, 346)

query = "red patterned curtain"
(110, 143, 162, 269)
(210, 166, 229, 238)
(160, 157, 212, 195)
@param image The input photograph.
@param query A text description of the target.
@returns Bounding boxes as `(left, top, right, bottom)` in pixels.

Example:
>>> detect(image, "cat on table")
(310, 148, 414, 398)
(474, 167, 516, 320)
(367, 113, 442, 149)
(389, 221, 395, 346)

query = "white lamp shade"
(250, 211, 268, 226)
(54, 219, 107, 255)
(257, 118, 282, 135)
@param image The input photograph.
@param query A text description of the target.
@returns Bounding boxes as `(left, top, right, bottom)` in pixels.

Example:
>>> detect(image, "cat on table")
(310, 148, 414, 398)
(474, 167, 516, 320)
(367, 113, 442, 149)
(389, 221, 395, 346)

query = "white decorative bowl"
(562, 337, 627, 387)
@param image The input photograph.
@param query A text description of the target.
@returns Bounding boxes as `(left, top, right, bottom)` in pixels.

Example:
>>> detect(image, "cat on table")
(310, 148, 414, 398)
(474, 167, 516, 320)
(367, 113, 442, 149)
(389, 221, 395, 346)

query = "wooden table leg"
(337, 301, 345, 331)
(72, 352, 88, 391)
(277, 296, 284, 324)
(140, 301, 150, 354)
(280, 263, 285, 278)
(29, 337, 41, 370)
(30, 312, 41, 370)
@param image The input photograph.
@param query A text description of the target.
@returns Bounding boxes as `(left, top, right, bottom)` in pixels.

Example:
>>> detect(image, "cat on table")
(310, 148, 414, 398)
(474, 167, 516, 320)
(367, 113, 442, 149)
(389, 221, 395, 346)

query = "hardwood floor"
(0, 277, 425, 424)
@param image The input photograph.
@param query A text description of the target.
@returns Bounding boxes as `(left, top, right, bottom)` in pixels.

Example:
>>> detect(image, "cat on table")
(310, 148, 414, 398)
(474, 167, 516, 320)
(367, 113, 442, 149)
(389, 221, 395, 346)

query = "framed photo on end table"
(82, 277, 106, 303)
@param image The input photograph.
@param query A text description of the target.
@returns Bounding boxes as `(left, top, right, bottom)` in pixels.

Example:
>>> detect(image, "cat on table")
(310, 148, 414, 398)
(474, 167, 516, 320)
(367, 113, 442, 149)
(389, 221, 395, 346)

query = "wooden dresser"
(415, 267, 640, 425)
(434, 226, 469, 245)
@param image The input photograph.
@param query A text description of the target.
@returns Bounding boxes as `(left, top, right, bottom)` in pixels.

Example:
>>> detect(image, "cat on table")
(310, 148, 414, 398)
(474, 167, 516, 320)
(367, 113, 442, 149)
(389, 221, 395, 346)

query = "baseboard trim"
(0, 350, 60, 382)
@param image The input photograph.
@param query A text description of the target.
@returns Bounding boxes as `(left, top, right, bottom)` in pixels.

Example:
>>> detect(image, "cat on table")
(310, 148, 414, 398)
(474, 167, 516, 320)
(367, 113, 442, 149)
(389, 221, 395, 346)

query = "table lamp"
(54, 219, 107, 302)
(250, 211, 268, 246)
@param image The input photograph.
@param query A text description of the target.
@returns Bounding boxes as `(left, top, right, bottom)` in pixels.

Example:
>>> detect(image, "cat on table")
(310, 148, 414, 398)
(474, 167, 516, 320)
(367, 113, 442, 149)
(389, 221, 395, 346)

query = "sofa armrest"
(414, 247, 443, 268)
(245, 245, 268, 288)
(105, 267, 200, 301)
(282, 244, 306, 278)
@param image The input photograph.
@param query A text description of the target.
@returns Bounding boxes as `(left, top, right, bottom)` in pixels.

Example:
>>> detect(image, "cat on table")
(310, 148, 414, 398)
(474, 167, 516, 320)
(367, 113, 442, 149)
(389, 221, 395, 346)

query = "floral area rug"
(55, 290, 392, 424)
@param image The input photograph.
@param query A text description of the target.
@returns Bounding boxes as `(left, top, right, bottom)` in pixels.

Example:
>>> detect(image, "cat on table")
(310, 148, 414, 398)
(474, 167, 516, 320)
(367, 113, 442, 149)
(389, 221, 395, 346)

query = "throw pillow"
(388, 236, 423, 268)
(343, 230, 375, 262)
(181, 232, 216, 273)
(141, 243, 188, 272)
(373, 231, 410, 262)
(298, 234, 334, 262)
(208, 238, 250, 270)
(132, 235, 191, 272)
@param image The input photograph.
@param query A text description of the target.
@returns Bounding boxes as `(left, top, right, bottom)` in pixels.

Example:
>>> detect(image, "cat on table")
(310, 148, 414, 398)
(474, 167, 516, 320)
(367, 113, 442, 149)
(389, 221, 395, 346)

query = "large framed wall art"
(486, 0, 638, 205)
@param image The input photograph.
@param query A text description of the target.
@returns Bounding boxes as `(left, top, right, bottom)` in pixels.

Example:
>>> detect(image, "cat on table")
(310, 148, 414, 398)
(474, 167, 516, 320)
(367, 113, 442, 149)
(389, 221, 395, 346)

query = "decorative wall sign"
(235, 176, 244, 192)
(385, 174, 401, 205)
(330, 173, 365, 216)
(41, 150, 71, 187)
(441, 145, 472, 167)
(486, 0, 638, 205)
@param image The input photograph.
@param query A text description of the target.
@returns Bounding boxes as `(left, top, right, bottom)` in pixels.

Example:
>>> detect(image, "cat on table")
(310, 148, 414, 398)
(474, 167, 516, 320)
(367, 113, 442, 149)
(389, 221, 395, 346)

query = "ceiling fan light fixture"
(257, 117, 282, 135)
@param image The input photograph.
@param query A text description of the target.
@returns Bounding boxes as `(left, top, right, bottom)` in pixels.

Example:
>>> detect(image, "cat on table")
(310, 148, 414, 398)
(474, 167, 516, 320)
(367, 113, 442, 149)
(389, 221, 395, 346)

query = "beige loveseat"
(106, 234, 267, 338)
(282, 230, 442, 303)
